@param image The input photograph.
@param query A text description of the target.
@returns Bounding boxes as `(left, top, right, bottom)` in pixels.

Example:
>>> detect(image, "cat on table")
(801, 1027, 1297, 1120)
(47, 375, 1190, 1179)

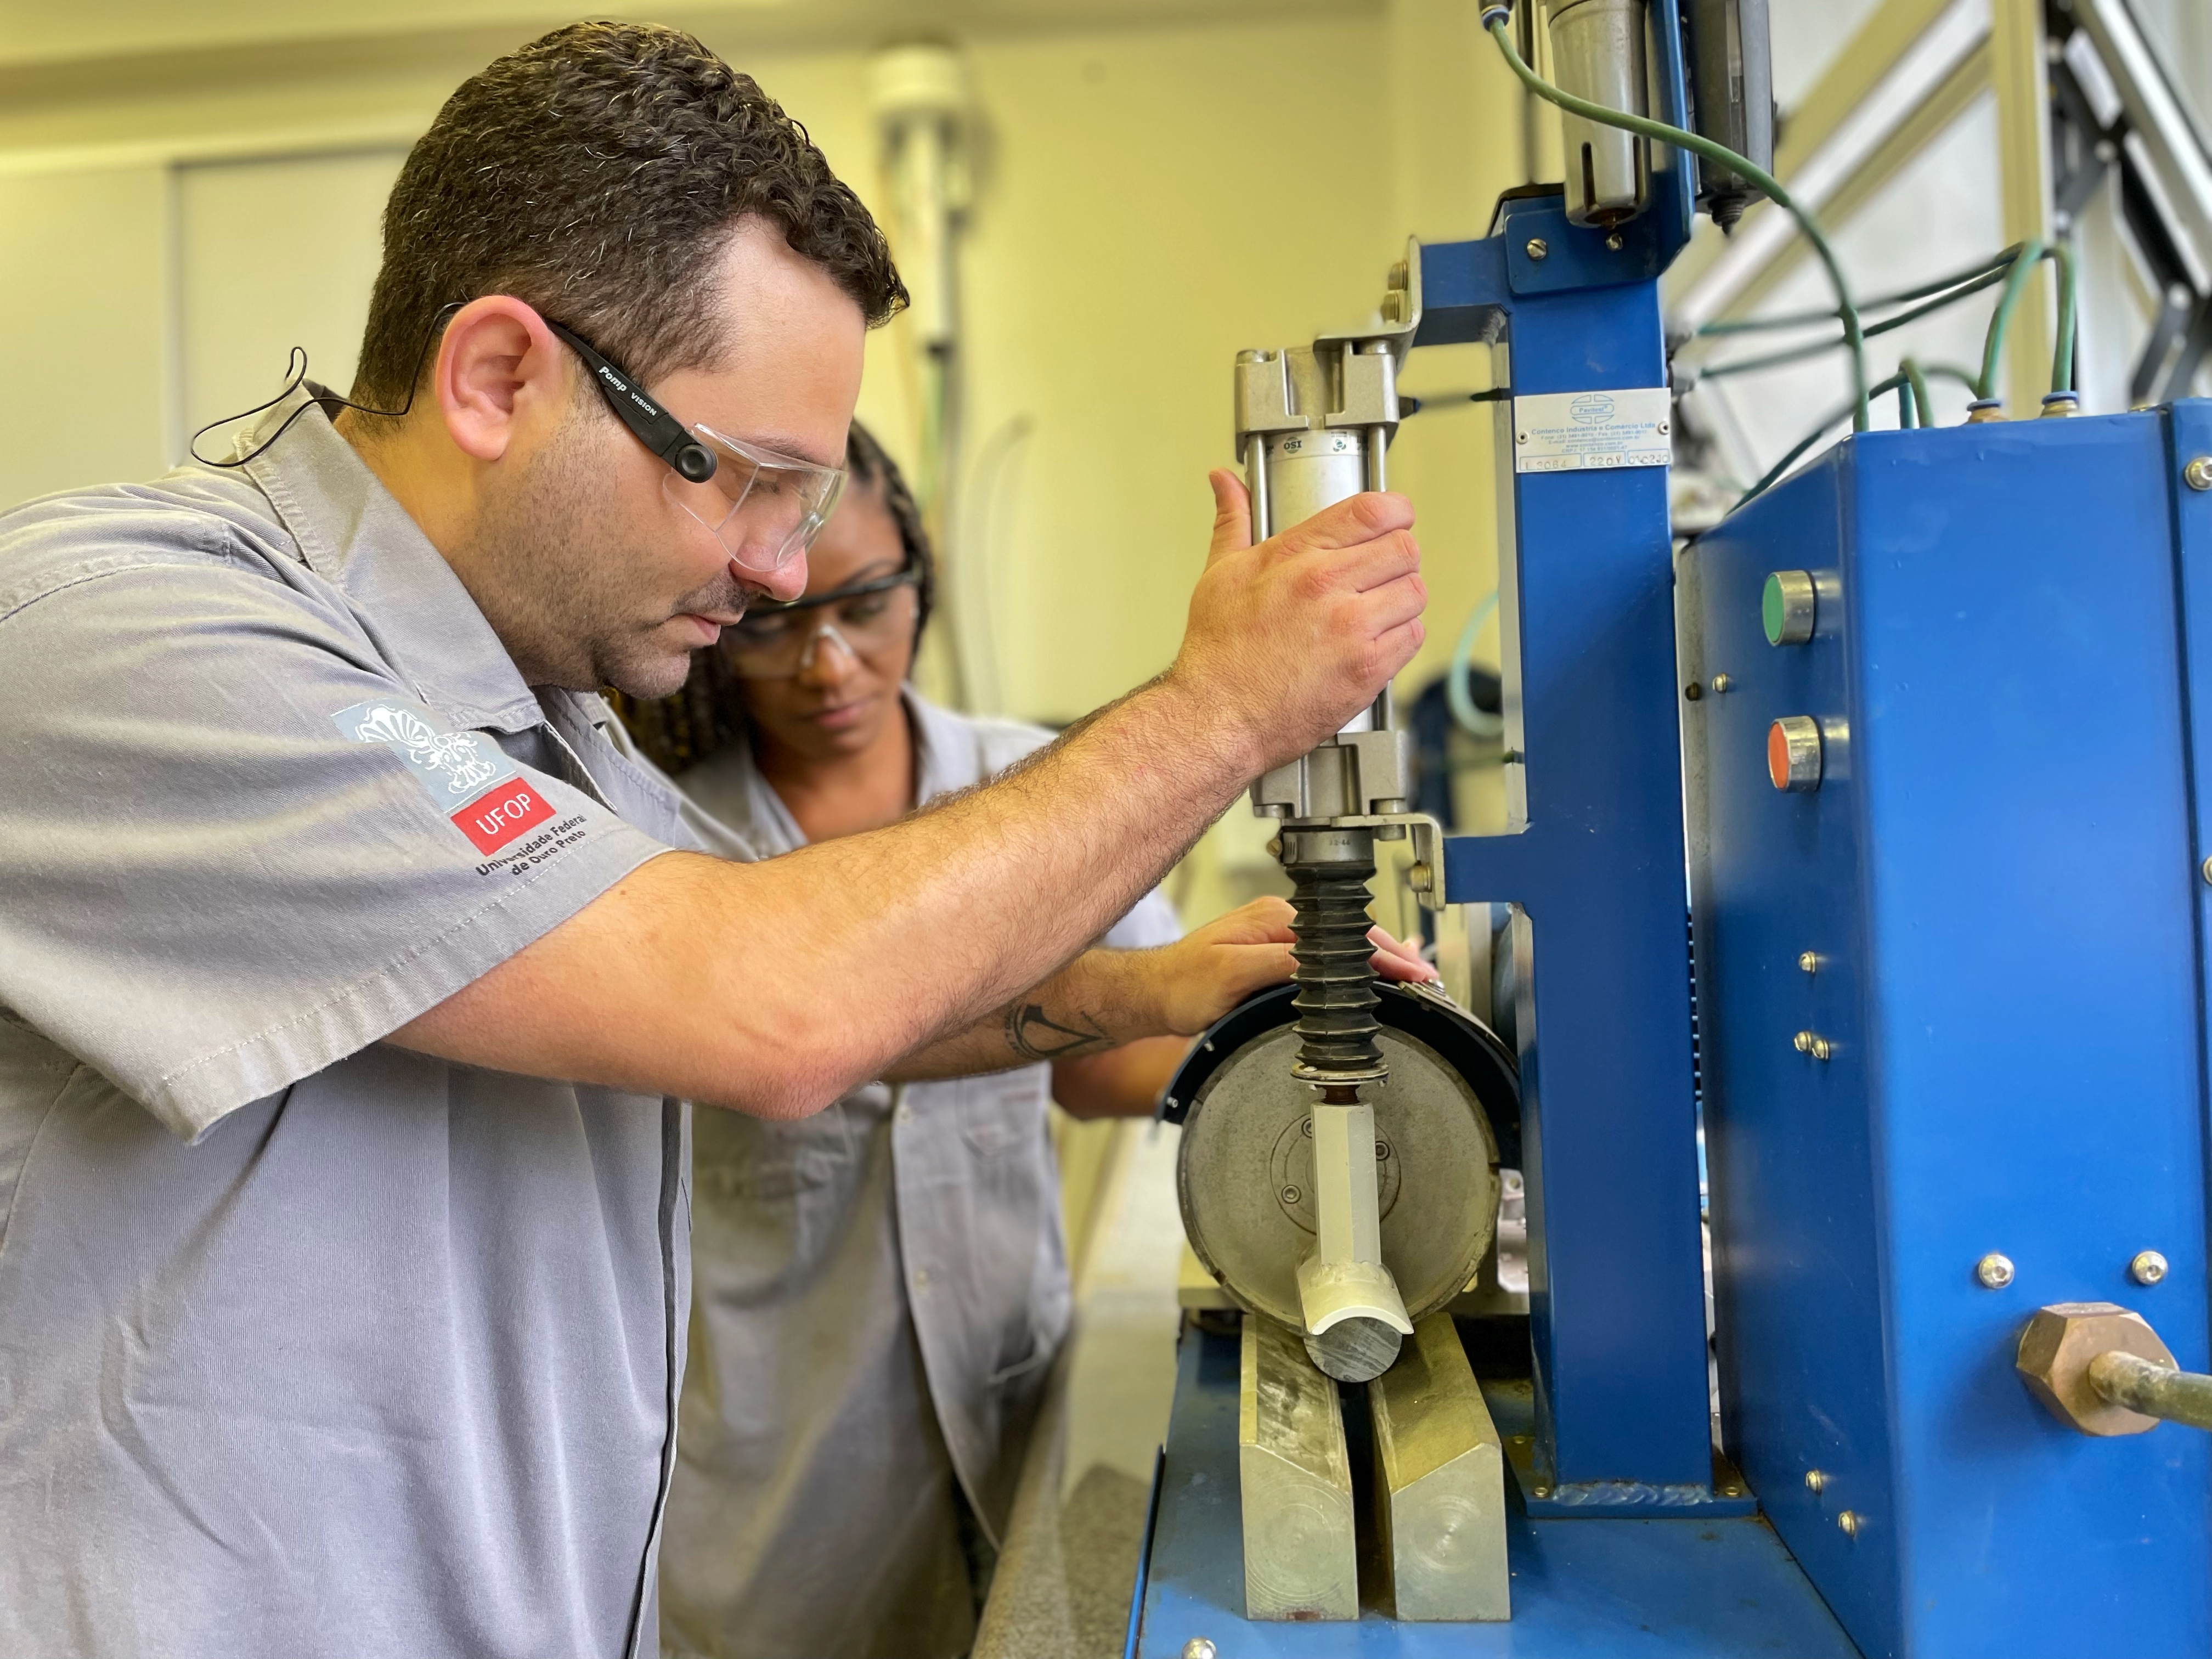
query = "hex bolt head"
(1977, 1252, 2017, 1290)
(2017, 1301, 2177, 1435)
(1798, 951, 1819, 973)
(1762, 569, 1818, 645)
(2131, 1250, 2170, 1286)
(1183, 1641, 1219, 1659)
(1768, 717, 1824, 792)
(1837, 1510, 1861, 1538)
(1526, 237, 1549, 261)
(2185, 455, 2212, 492)
(1804, 1469, 1827, 1493)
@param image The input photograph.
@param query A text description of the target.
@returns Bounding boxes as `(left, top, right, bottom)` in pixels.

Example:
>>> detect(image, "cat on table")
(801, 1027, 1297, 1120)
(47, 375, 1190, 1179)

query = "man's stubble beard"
(463, 410, 753, 698)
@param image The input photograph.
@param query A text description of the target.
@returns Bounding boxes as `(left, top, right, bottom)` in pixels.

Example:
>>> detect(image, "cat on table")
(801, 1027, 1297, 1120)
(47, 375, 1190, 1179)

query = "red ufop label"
(452, 782, 557, 853)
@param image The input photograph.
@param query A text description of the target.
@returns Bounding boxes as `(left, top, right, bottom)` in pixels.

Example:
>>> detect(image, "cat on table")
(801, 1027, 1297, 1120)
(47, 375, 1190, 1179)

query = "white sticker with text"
(1513, 387, 1673, 474)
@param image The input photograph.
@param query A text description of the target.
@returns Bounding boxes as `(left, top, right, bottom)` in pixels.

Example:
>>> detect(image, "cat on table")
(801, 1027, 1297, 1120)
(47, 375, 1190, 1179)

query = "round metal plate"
(1177, 1018, 1503, 1329)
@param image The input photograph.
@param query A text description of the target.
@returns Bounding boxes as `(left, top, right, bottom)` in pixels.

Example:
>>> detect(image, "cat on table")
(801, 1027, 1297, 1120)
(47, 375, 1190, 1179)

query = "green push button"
(1762, 571, 1816, 646)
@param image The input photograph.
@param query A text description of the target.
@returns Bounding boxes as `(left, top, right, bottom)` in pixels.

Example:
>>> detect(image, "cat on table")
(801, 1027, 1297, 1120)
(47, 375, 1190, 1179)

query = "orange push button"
(1768, 717, 1822, 792)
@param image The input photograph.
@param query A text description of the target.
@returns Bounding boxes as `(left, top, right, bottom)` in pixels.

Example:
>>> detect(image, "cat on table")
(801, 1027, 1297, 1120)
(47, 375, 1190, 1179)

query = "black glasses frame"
(543, 318, 719, 484)
(740, 568, 920, 620)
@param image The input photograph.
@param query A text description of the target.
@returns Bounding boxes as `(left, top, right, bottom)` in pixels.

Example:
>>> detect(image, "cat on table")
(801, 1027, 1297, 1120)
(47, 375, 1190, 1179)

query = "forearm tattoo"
(1003, 1000, 1111, 1062)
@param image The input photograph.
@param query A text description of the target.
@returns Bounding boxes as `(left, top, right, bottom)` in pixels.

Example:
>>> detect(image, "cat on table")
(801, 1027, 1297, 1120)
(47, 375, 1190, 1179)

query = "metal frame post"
(1424, 200, 1717, 1502)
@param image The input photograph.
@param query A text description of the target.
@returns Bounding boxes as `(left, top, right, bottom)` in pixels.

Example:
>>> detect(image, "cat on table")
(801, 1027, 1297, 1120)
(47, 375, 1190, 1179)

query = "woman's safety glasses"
(722, 570, 919, 679)
(545, 317, 845, 574)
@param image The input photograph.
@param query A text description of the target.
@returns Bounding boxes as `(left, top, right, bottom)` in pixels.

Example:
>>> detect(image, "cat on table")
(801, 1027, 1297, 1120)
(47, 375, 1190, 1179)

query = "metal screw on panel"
(2131, 1250, 2170, 1286)
(1605, 232, 1624, 251)
(1183, 1641, 1219, 1659)
(1710, 673, 1734, 693)
(1282, 1186, 1302, 1205)
(1526, 237, 1549, 261)
(1837, 1510, 1861, 1538)
(1798, 951, 1819, 974)
(1792, 1030, 1833, 1061)
(1804, 1469, 1827, 1494)
(2202, 855, 2212, 886)
(1976, 1253, 2017, 1290)
(1720, 1479, 1744, 1496)
(1533, 1482, 1554, 1498)
(2185, 455, 2212, 492)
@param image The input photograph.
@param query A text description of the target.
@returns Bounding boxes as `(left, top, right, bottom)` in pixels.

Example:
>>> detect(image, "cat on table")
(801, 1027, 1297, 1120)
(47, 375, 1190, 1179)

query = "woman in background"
(651, 423, 1432, 1659)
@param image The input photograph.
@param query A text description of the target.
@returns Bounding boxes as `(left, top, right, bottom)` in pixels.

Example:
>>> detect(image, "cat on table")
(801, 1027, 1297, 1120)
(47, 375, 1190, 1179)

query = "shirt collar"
(236, 384, 549, 734)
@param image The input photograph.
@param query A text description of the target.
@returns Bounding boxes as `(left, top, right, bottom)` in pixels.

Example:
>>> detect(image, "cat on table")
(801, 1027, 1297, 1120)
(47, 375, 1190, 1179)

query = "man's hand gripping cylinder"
(1233, 249, 1443, 1383)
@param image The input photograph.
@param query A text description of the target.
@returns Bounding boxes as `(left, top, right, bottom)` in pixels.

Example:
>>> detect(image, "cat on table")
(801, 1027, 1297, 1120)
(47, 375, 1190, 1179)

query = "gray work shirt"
(0, 391, 701, 1659)
(657, 697, 1181, 1659)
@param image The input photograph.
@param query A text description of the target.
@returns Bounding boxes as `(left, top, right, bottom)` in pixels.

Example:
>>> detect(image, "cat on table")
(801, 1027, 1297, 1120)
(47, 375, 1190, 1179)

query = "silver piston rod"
(1231, 249, 1439, 1381)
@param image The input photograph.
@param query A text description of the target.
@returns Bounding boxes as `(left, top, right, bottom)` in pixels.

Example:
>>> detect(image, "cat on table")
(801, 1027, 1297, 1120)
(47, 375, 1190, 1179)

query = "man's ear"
(433, 296, 565, 463)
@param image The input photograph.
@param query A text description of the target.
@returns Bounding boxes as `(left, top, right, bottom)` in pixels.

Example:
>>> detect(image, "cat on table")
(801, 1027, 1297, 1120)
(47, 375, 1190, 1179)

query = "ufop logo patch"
(334, 701, 557, 854)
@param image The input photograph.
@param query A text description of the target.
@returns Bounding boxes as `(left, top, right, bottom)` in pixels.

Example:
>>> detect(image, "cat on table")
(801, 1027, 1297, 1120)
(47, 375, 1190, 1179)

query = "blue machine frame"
(1133, 6, 2212, 1643)
(1684, 405, 2212, 1657)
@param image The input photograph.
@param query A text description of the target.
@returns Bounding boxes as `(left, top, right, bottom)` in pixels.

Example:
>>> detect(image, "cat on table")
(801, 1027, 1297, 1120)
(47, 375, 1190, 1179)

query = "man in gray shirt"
(0, 23, 1426, 1659)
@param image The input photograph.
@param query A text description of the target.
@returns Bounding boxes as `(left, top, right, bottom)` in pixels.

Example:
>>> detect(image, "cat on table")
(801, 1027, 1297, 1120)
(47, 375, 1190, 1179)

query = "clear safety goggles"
(723, 569, 919, 678)
(545, 315, 847, 574)
(662, 425, 847, 575)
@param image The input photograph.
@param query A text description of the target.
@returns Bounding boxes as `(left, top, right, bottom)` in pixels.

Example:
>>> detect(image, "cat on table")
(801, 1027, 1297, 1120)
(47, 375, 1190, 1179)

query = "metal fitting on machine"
(2185, 455, 2212, 492)
(2017, 1302, 2212, 1436)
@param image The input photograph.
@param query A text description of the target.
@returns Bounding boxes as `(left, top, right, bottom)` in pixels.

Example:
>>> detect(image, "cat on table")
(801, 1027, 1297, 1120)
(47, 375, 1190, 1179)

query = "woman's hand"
(1151, 895, 1438, 1038)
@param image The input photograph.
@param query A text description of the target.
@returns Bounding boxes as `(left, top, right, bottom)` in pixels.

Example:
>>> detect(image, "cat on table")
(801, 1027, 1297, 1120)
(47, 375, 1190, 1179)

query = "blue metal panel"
(1423, 234, 1714, 1500)
(1689, 409, 2212, 1657)
(1130, 1322, 1860, 1658)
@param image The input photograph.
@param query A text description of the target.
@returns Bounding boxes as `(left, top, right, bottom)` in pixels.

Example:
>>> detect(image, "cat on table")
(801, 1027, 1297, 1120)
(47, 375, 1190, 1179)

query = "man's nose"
(742, 553, 809, 606)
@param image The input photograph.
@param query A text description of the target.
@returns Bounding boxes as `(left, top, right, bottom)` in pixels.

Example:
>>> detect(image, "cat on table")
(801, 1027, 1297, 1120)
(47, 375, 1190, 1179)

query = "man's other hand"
(1165, 472, 1427, 778)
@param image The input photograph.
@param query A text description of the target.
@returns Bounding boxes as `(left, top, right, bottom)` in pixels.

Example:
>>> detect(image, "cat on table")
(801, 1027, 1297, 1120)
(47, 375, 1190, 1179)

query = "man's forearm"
(392, 484, 1424, 1119)
(883, 946, 1162, 1084)
(397, 679, 1254, 1115)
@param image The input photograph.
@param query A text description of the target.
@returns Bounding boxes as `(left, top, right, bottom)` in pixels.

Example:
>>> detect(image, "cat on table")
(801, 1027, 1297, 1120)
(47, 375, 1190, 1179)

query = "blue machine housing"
(1684, 404, 2212, 1658)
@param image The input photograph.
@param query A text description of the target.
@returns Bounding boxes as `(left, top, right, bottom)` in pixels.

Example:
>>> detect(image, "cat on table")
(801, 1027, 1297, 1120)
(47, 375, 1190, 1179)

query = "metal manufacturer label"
(1512, 387, 1672, 474)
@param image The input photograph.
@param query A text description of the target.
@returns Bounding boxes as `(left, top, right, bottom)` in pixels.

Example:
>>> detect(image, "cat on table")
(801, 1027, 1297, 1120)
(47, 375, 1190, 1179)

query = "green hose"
(1698, 247, 2019, 335)
(1478, 5, 1871, 433)
(1976, 240, 2045, 402)
(1702, 262, 2016, 381)
(1900, 359, 1934, 429)
(1737, 372, 1909, 506)
(2050, 240, 2078, 395)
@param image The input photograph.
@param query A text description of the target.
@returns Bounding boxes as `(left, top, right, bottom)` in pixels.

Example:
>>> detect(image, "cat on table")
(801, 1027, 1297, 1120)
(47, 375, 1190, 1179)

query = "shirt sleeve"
(0, 560, 673, 1140)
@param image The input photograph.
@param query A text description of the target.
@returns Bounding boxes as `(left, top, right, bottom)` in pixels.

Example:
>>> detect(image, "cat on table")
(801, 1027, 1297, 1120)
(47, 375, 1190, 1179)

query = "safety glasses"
(545, 318, 846, 574)
(723, 569, 920, 679)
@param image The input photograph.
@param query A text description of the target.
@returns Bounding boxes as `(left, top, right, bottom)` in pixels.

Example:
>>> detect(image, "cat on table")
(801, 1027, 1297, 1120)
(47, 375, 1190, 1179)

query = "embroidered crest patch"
(334, 700, 556, 853)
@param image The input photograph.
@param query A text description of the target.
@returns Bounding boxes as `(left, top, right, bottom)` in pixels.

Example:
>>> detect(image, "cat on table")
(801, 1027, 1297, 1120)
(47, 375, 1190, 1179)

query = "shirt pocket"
(960, 1077, 1046, 1160)
(689, 1106, 859, 1301)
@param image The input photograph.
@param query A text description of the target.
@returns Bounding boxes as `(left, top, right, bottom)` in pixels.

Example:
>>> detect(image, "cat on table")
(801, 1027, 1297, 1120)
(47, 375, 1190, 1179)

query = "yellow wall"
(0, 3, 1523, 908)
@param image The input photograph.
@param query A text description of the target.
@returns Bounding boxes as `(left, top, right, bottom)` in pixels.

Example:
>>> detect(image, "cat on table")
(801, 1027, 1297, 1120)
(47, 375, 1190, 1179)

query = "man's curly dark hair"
(351, 20, 906, 408)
